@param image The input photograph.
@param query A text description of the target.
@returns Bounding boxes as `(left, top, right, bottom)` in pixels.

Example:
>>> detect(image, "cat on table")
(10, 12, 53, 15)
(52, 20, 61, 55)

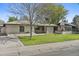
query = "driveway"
(0, 34, 23, 48)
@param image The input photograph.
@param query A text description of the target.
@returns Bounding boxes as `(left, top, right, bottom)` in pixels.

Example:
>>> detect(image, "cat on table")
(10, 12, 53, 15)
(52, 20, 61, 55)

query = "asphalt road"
(2, 45, 79, 56)
(36, 46, 79, 56)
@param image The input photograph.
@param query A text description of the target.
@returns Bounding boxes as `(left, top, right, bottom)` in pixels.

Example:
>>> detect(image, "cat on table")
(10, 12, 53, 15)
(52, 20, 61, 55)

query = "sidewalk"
(13, 33, 45, 36)
(0, 40, 79, 56)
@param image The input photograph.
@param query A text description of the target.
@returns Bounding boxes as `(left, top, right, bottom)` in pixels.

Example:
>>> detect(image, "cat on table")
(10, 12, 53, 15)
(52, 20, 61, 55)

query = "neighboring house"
(0, 20, 57, 34)
(57, 20, 77, 34)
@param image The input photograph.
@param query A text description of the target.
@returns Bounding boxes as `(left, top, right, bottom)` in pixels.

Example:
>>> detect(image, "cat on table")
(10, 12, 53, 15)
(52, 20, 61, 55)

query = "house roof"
(68, 24, 76, 26)
(5, 20, 57, 26)
(5, 20, 30, 25)
(34, 23, 57, 26)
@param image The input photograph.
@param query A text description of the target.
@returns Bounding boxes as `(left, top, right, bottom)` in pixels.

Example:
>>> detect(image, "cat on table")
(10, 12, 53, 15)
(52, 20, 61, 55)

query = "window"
(35, 26, 40, 30)
(19, 26, 24, 32)
(65, 26, 72, 31)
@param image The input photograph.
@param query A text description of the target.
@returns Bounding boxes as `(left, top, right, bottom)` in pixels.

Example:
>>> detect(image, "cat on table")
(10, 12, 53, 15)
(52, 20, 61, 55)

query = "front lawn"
(18, 34, 79, 46)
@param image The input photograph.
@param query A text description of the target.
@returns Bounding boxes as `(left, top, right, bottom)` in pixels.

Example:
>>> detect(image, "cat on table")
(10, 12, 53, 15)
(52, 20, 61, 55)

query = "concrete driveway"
(0, 34, 23, 48)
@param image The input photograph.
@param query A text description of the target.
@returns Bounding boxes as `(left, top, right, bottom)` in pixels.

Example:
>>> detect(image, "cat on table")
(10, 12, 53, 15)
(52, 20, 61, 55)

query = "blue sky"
(0, 3, 79, 23)
(62, 3, 79, 23)
(0, 3, 11, 22)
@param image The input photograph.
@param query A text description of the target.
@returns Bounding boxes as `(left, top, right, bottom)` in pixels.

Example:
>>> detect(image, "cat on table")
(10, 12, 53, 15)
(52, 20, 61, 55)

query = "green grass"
(18, 34, 79, 46)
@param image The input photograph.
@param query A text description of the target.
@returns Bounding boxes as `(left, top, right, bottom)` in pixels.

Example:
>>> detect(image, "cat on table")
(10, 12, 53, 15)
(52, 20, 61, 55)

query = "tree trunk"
(29, 18, 32, 40)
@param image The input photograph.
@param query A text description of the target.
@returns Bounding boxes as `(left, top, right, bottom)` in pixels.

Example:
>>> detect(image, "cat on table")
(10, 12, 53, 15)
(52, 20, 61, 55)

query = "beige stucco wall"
(5, 24, 35, 34)
(5, 25, 19, 34)
(24, 25, 30, 33)
(24, 25, 34, 33)
(1, 24, 55, 34)
(46, 26, 54, 33)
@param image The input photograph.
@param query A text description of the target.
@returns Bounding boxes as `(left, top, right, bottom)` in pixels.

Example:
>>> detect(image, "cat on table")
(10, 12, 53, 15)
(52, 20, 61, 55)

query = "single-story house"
(56, 20, 77, 34)
(0, 20, 57, 34)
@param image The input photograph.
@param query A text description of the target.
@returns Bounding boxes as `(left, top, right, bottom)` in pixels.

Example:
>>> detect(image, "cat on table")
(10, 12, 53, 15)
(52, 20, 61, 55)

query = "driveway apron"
(0, 35, 24, 48)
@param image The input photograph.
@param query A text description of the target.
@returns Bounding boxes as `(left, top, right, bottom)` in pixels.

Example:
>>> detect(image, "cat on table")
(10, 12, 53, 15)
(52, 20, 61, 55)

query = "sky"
(0, 3, 79, 23)
(62, 3, 79, 23)
(0, 3, 12, 22)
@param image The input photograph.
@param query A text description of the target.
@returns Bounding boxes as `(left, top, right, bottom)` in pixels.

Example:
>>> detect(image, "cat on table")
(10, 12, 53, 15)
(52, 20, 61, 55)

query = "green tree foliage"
(72, 15, 79, 31)
(8, 16, 18, 22)
(72, 15, 79, 25)
(38, 4, 68, 24)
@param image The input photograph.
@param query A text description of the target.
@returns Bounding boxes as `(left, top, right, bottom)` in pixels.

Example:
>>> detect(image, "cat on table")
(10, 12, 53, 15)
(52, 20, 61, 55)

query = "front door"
(20, 26, 24, 32)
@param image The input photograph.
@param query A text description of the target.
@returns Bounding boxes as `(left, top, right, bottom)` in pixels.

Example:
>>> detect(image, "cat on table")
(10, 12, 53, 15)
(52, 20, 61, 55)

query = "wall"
(5, 24, 19, 34)
(5, 24, 34, 34)
(24, 25, 30, 33)
(24, 25, 35, 33)
(46, 26, 54, 34)
(62, 31, 72, 34)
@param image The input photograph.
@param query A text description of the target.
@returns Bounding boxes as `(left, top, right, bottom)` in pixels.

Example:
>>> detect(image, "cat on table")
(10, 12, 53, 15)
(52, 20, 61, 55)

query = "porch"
(34, 26, 47, 33)
(34, 25, 56, 34)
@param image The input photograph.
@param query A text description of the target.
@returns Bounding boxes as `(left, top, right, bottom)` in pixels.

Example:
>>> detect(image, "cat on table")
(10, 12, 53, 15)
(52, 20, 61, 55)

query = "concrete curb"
(16, 37, 24, 47)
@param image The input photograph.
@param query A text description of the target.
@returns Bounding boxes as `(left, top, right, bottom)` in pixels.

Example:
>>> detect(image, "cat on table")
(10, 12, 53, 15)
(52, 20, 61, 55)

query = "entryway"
(34, 26, 46, 33)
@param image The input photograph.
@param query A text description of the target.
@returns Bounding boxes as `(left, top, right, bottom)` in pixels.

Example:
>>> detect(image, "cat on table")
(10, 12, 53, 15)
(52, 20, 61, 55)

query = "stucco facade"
(47, 26, 54, 33)
(4, 24, 35, 34)
(5, 24, 19, 34)
(1, 24, 55, 34)
(0, 20, 57, 34)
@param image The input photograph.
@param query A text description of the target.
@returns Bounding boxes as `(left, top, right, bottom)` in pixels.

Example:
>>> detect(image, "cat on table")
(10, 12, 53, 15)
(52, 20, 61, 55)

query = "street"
(0, 40, 79, 56)
(36, 44, 79, 56)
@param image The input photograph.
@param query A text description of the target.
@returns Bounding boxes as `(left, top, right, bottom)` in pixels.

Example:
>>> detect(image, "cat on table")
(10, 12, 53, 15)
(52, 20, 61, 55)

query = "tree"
(9, 3, 42, 40)
(8, 16, 18, 22)
(38, 4, 68, 24)
(72, 15, 79, 24)
(72, 15, 79, 30)
(9, 3, 67, 39)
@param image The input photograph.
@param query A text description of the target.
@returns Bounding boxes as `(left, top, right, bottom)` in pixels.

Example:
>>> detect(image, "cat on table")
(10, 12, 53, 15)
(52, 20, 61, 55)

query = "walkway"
(0, 35, 23, 48)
